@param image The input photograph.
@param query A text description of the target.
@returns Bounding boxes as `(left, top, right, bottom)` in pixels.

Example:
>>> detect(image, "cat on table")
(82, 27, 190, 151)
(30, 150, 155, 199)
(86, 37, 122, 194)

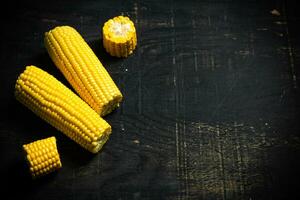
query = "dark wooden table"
(1, 0, 299, 199)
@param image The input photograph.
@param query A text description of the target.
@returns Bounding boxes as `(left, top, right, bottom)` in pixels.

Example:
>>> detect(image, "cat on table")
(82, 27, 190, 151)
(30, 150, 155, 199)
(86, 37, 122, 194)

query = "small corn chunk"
(103, 16, 137, 58)
(15, 66, 111, 153)
(23, 136, 62, 178)
(44, 26, 123, 116)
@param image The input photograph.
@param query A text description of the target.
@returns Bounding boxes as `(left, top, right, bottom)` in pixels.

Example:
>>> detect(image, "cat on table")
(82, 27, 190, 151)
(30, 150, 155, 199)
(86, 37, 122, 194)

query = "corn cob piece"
(23, 136, 62, 178)
(44, 26, 123, 116)
(103, 16, 137, 58)
(15, 66, 111, 153)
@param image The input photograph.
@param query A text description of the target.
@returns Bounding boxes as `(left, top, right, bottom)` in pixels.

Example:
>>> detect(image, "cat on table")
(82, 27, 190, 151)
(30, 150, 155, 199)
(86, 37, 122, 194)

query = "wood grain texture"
(1, 0, 300, 199)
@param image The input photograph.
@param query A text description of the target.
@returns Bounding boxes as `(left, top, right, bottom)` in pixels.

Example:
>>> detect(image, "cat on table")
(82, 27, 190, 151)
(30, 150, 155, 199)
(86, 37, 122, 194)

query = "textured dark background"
(1, 0, 300, 199)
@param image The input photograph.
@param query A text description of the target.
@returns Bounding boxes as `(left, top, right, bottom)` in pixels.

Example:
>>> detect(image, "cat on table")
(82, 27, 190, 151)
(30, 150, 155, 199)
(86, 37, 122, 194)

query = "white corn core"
(109, 21, 131, 37)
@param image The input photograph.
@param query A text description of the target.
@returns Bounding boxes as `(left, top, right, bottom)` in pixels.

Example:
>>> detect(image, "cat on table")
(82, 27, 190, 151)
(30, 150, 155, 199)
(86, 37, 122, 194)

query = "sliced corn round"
(23, 137, 62, 178)
(103, 16, 137, 58)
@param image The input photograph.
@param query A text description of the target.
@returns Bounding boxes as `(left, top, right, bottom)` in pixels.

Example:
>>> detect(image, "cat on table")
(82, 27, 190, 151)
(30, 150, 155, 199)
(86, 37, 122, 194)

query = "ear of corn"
(23, 136, 62, 178)
(44, 26, 123, 116)
(103, 16, 137, 58)
(15, 65, 111, 153)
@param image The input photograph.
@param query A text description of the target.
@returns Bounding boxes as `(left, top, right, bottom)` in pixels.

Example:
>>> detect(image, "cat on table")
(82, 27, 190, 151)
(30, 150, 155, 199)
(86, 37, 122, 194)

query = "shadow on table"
(3, 98, 96, 158)
(88, 38, 119, 65)
(3, 158, 57, 199)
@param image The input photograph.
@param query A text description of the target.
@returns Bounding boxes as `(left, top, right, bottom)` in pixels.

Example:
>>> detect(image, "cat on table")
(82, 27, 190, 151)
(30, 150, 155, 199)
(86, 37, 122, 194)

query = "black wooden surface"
(1, 0, 300, 199)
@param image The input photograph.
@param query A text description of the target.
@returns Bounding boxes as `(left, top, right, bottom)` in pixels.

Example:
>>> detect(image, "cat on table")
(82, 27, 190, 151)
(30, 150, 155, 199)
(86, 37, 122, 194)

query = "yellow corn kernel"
(44, 26, 123, 116)
(103, 16, 137, 58)
(15, 66, 111, 153)
(23, 137, 61, 178)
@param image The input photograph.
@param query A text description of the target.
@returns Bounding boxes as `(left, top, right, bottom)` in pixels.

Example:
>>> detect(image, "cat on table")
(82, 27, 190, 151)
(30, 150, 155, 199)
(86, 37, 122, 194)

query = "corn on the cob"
(44, 26, 123, 116)
(103, 16, 137, 58)
(23, 136, 62, 178)
(15, 65, 111, 153)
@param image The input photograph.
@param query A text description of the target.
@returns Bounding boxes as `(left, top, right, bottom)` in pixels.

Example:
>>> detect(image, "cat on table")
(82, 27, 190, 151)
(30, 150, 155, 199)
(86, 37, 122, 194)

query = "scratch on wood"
(173, 55, 176, 65)
(224, 15, 227, 22)
(171, 38, 176, 65)
(256, 28, 268, 31)
(171, 6, 176, 86)
(210, 54, 215, 70)
(280, 88, 286, 102)
(183, 121, 189, 199)
(133, 2, 138, 24)
(208, 16, 211, 26)
(236, 50, 250, 56)
(173, 74, 177, 87)
(175, 122, 181, 199)
(172, 37, 176, 87)
(249, 32, 255, 55)
(171, 4, 186, 199)
(261, 126, 266, 145)
(282, 2, 297, 89)
(171, 15, 174, 28)
(274, 21, 287, 25)
(120, 122, 125, 132)
(78, 16, 84, 33)
(156, 22, 169, 26)
(133, 139, 140, 144)
(198, 126, 205, 199)
(234, 121, 245, 197)
(80, 16, 83, 28)
(275, 32, 284, 37)
(216, 125, 226, 200)
(133, 1, 142, 114)
(194, 52, 198, 72)
(192, 18, 196, 29)
(270, 9, 281, 16)
(224, 33, 237, 40)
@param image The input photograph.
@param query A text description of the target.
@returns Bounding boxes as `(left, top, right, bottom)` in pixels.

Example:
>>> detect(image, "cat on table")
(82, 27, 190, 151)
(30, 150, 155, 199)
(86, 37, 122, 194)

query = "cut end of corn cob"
(103, 16, 137, 58)
(15, 65, 112, 153)
(44, 26, 123, 116)
(23, 136, 62, 178)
